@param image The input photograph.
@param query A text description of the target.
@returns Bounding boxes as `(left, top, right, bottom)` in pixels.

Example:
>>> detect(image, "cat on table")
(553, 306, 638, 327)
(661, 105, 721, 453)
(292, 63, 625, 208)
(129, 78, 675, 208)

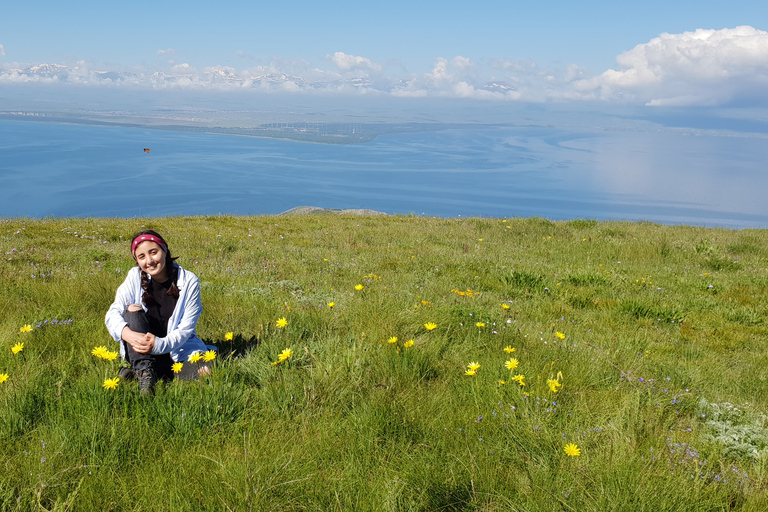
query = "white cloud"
(328, 52, 382, 72)
(576, 26, 768, 106)
(0, 44, 6, 57)
(157, 48, 176, 56)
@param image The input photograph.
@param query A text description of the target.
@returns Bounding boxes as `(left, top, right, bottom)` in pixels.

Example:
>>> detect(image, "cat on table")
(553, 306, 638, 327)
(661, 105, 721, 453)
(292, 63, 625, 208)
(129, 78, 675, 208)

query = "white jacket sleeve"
(105, 269, 140, 343)
(151, 272, 203, 355)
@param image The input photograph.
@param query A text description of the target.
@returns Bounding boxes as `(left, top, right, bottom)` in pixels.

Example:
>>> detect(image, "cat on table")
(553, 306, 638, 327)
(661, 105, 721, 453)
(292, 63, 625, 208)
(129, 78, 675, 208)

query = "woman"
(105, 229, 214, 394)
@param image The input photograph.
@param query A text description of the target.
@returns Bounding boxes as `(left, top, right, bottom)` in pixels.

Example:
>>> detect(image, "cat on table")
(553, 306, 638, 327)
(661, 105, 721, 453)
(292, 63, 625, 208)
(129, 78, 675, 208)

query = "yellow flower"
(172, 362, 184, 374)
(278, 348, 293, 362)
(501, 303, 511, 310)
(497, 380, 506, 385)
(355, 284, 364, 291)
(0, 374, 8, 384)
(19, 324, 33, 333)
(503, 346, 515, 353)
(91, 346, 107, 358)
(188, 352, 203, 363)
(564, 443, 581, 456)
(387, 336, 398, 344)
(424, 322, 437, 331)
(467, 362, 481, 371)
(555, 332, 566, 340)
(547, 379, 562, 393)
(465, 369, 477, 376)
(327, 302, 335, 308)
(511, 374, 526, 386)
(102, 351, 118, 362)
(203, 350, 217, 362)
(404, 340, 414, 349)
(476, 322, 485, 328)
(276, 317, 288, 329)
(225, 332, 234, 341)
(505, 358, 519, 371)
(11, 342, 24, 355)
(103, 377, 120, 390)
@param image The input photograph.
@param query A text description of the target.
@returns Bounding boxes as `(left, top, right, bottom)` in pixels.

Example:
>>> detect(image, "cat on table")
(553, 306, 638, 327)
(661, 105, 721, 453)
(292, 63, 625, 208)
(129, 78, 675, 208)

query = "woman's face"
(134, 241, 168, 281)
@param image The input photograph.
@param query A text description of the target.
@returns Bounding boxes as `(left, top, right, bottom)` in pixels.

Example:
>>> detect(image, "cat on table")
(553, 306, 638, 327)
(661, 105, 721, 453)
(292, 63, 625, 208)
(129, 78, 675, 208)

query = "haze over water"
(2, 109, 767, 228)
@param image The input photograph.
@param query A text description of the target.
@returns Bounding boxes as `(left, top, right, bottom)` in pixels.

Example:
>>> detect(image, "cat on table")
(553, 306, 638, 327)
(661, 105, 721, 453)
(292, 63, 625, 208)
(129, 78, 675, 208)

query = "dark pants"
(123, 308, 174, 381)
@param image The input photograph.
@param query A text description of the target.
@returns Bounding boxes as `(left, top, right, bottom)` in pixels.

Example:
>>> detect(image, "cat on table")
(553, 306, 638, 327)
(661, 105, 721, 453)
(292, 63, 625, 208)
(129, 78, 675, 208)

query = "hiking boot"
(118, 367, 136, 382)
(137, 367, 157, 395)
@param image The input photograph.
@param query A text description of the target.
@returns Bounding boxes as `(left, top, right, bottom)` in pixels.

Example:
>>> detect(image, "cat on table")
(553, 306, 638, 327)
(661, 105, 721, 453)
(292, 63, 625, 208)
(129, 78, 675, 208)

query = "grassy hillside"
(1, 215, 768, 511)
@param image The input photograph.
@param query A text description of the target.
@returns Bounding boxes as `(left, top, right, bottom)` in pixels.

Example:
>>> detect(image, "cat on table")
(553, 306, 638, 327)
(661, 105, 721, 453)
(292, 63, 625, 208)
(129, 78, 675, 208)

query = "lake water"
(2, 118, 767, 228)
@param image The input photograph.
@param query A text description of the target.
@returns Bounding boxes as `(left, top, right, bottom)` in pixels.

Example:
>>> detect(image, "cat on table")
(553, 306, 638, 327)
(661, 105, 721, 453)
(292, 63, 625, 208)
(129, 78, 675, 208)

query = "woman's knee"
(127, 304, 142, 312)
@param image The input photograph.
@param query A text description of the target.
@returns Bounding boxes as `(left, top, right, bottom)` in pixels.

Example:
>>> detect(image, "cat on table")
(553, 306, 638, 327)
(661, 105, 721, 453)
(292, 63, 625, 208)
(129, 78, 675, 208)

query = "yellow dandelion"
(11, 342, 24, 355)
(424, 322, 438, 331)
(467, 361, 481, 371)
(276, 317, 288, 328)
(91, 346, 108, 358)
(503, 346, 515, 353)
(387, 336, 398, 344)
(355, 284, 364, 291)
(327, 302, 336, 308)
(497, 380, 506, 385)
(465, 369, 477, 376)
(172, 362, 184, 374)
(102, 351, 118, 362)
(188, 352, 203, 363)
(511, 374, 526, 386)
(203, 350, 217, 362)
(0, 373, 8, 384)
(564, 443, 581, 456)
(547, 379, 562, 393)
(278, 348, 293, 362)
(555, 332, 566, 340)
(103, 377, 120, 390)
(225, 332, 234, 341)
(476, 322, 485, 328)
(19, 324, 33, 333)
(404, 340, 414, 348)
(501, 303, 511, 310)
(505, 358, 519, 371)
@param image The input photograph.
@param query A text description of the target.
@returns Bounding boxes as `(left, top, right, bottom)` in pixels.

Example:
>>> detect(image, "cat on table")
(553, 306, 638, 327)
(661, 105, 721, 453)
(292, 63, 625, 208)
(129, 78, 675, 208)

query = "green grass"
(1, 215, 768, 510)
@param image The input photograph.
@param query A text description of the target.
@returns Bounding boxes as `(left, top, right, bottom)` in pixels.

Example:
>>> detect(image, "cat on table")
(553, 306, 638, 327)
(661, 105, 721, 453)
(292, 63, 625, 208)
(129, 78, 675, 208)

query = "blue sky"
(2, 1, 768, 106)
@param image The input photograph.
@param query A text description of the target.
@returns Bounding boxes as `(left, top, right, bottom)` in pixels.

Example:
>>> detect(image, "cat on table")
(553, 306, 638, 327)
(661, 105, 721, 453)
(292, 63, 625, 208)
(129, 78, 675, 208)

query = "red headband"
(131, 234, 168, 257)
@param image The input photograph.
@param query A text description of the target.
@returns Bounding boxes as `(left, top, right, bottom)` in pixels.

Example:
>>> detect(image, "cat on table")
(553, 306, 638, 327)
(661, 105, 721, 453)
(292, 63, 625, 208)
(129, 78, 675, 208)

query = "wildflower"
(501, 303, 511, 310)
(19, 324, 33, 333)
(404, 340, 414, 349)
(102, 351, 118, 361)
(11, 342, 24, 355)
(355, 284, 364, 291)
(224, 332, 234, 341)
(327, 302, 335, 308)
(511, 374, 526, 386)
(467, 362, 481, 371)
(103, 377, 120, 390)
(503, 346, 515, 353)
(497, 380, 506, 385)
(188, 352, 203, 363)
(555, 332, 566, 340)
(424, 322, 438, 331)
(564, 443, 581, 456)
(0, 374, 8, 384)
(172, 362, 184, 374)
(272, 347, 293, 366)
(387, 336, 398, 344)
(476, 322, 485, 328)
(547, 379, 562, 393)
(505, 358, 519, 371)
(91, 346, 108, 358)
(276, 317, 288, 328)
(465, 369, 477, 376)
(203, 350, 217, 362)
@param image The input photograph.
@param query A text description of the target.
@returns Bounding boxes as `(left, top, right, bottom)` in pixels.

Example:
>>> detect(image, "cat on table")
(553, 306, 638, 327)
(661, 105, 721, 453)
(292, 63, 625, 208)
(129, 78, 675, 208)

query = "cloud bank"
(1, 27, 767, 106)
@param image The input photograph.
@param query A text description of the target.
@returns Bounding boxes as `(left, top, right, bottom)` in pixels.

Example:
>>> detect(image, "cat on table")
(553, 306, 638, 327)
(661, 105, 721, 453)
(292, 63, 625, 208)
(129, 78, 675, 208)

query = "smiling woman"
(104, 229, 216, 394)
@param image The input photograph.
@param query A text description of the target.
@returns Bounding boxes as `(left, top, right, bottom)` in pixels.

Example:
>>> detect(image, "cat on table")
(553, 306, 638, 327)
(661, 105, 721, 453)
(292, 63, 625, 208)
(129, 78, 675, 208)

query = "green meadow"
(1, 214, 768, 511)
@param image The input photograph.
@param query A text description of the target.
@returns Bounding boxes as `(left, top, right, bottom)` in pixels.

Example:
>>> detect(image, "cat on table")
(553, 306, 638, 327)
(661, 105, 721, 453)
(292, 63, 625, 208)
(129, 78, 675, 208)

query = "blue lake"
(2, 119, 767, 228)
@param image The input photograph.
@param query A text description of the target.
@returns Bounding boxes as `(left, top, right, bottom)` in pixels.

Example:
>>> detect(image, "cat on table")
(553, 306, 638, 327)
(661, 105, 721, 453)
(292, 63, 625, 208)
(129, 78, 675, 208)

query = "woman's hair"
(130, 229, 180, 304)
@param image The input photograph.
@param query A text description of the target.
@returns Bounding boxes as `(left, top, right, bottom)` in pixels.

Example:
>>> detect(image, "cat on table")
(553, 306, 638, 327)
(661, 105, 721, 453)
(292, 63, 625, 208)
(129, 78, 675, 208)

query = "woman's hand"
(122, 327, 156, 354)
